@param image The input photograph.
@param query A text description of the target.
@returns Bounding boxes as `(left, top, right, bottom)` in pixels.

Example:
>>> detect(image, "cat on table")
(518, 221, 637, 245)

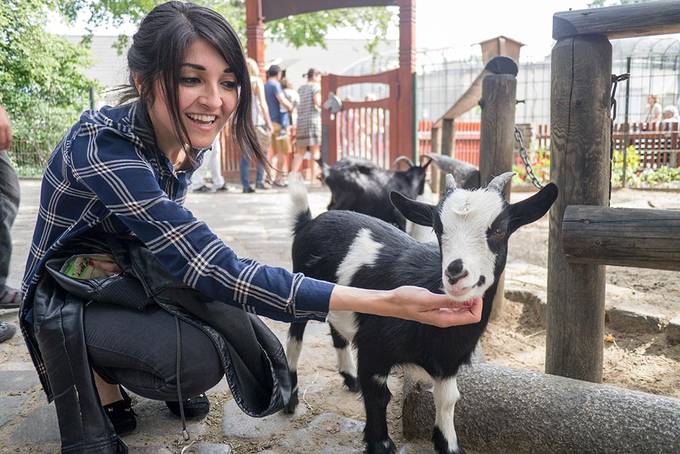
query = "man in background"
(264, 65, 294, 186)
(0, 104, 21, 342)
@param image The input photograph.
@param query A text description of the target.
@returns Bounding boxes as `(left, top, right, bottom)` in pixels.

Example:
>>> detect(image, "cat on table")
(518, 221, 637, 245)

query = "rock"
(132, 399, 207, 437)
(194, 442, 232, 453)
(222, 399, 307, 438)
(607, 306, 665, 333)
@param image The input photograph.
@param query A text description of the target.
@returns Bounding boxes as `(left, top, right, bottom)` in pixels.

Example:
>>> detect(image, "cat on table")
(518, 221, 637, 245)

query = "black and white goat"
(286, 173, 557, 453)
(320, 156, 433, 231)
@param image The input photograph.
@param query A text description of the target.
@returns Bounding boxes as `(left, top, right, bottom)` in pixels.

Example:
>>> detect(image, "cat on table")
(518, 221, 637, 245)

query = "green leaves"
(1, 0, 95, 173)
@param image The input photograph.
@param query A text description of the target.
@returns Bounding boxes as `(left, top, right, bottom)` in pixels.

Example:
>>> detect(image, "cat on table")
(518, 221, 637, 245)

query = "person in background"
(190, 131, 227, 193)
(241, 57, 272, 193)
(290, 68, 322, 182)
(280, 78, 299, 138)
(644, 94, 662, 123)
(0, 104, 21, 343)
(264, 65, 293, 186)
(661, 105, 679, 124)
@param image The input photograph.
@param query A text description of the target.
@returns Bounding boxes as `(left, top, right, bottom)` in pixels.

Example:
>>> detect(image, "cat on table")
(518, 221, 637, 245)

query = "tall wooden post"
(396, 0, 415, 162)
(479, 71, 517, 320)
(546, 34, 611, 383)
(246, 0, 265, 76)
(439, 118, 455, 194)
(430, 126, 441, 193)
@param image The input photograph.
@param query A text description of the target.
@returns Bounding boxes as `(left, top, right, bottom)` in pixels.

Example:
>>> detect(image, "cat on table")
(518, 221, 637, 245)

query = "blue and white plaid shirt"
(21, 102, 333, 399)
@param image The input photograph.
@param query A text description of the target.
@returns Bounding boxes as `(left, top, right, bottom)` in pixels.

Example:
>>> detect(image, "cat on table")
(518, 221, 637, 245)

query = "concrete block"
(0, 370, 40, 393)
(667, 316, 680, 345)
(278, 412, 364, 453)
(403, 363, 680, 453)
(607, 306, 665, 333)
(0, 396, 24, 428)
(11, 403, 59, 442)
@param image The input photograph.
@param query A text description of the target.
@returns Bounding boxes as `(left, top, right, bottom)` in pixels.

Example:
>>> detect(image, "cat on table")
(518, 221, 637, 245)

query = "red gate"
(322, 70, 400, 169)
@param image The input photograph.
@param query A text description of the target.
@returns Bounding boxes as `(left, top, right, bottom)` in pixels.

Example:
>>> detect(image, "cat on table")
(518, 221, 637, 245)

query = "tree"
(54, 0, 395, 56)
(588, 0, 655, 7)
(0, 0, 95, 175)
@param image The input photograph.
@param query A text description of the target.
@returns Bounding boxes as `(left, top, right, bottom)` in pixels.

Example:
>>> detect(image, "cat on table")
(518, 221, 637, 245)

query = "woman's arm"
(330, 285, 482, 327)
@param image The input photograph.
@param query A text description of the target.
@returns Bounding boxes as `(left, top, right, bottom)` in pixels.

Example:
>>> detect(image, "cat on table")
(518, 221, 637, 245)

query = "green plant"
(513, 148, 550, 186)
(610, 145, 640, 187)
(638, 166, 680, 186)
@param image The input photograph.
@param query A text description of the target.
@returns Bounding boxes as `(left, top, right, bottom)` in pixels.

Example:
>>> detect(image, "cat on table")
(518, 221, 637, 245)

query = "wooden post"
(439, 118, 455, 194)
(397, 0, 416, 158)
(430, 126, 442, 193)
(245, 0, 265, 76)
(547, 34, 612, 383)
(479, 72, 517, 321)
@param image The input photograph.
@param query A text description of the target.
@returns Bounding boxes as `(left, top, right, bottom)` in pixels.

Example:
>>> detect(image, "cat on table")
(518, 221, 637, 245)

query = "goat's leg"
(432, 376, 464, 454)
(329, 324, 359, 392)
(284, 320, 308, 414)
(359, 357, 395, 454)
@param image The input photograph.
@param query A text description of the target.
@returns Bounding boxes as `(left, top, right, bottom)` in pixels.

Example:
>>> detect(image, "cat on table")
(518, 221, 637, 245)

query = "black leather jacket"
(32, 237, 291, 453)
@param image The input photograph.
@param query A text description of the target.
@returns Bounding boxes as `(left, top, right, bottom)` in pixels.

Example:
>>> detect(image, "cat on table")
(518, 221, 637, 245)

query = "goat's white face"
(438, 189, 504, 301)
(390, 172, 558, 305)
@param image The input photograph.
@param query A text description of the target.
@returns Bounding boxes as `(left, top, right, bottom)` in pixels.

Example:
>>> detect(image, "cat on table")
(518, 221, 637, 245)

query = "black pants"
(84, 302, 224, 400)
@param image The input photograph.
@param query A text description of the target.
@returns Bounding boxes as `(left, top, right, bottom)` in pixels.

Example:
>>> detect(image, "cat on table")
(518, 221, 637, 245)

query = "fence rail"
(422, 120, 680, 169)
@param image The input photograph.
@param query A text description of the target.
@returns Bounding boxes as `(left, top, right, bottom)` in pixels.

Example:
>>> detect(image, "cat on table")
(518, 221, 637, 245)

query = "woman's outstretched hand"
(329, 285, 483, 328)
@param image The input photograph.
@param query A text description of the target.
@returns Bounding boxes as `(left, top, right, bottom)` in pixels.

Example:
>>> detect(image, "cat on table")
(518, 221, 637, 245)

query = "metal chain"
(609, 73, 630, 201)
(514, 125, 543, 189)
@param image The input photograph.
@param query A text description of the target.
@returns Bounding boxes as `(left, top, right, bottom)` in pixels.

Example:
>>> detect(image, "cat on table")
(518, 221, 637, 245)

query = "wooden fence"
(422, 121, 680, 169)
(418, 120, 481, 166)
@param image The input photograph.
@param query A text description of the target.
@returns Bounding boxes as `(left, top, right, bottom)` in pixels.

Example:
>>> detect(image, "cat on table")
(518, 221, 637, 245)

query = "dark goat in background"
(318, 156, 433, 231)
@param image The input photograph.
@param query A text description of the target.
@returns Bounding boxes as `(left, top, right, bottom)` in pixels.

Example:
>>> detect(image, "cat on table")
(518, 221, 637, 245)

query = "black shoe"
(255, 182, 270, 190)
(0, 321, 15, 343)
(104, 390, 137, 436)
(242, 186, 255, 193)
(165, 394, 210, 419)
(0, 285, 22, 309)
(214, 184, 229, 192)
(192, 185, 211, 193)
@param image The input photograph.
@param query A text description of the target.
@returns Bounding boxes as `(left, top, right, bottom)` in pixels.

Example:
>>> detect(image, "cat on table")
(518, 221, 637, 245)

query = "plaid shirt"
(21, 102, 333, 399)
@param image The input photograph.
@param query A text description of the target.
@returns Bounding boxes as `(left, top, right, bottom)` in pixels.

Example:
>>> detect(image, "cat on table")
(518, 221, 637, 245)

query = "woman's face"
(149, 38, 239, 155)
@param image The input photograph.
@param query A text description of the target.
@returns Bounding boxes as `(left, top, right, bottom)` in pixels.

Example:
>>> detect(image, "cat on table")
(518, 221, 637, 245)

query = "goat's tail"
(288, 174, 312, 236)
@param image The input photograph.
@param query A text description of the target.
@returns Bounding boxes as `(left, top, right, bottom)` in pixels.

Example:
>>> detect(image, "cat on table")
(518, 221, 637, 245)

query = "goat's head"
(390, 173, 557, 302)
(393, 155, 434, 197)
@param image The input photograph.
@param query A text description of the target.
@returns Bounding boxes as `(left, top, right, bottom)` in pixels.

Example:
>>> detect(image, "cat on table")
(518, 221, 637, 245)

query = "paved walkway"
(0, 181, 433, 453)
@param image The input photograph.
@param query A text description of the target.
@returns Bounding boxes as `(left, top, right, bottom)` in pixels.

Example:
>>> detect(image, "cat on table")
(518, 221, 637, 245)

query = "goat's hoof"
(341, 372, 360, 392)
(283, 392, 299, 414)
(365, 439, 396, 454)
(432, 426, 464, 454)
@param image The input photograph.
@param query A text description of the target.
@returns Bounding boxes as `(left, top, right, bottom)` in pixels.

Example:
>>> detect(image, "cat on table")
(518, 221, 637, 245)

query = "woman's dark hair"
(120, 1, 265, 169)
(305, 68, 320, 80)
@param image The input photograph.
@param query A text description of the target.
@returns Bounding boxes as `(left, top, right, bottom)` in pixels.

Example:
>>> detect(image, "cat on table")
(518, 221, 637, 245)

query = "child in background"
(278, 79, 299, 139)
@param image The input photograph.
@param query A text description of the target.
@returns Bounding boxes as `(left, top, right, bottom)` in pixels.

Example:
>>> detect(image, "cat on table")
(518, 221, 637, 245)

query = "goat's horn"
(420, 155, 434, 169)
(445, 173, 457, 191)
(394, 156, 414, 168)
(486, 172, 515, 193)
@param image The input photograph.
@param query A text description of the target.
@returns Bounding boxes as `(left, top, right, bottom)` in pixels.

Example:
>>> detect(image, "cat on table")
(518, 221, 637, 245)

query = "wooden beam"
(246, 0, 265, 75)
(553, 1, 680, 40)
(434, 56, 517, 127)
(562, 206, 680, 271)
(546, 34, 612, 384)
(262, 0, 396, 22)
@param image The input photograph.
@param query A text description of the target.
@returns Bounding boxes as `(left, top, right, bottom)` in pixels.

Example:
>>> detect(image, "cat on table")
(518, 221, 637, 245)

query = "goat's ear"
(507, 183, 558, 233)
(390, 191, 435, 226)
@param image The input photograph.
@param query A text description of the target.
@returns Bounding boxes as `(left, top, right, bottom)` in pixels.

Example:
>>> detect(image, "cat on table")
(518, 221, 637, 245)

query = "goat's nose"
(445, 259, 468, 284)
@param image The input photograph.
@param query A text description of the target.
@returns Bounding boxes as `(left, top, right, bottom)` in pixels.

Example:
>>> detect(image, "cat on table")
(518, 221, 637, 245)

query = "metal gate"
(322, 69, 399, 168)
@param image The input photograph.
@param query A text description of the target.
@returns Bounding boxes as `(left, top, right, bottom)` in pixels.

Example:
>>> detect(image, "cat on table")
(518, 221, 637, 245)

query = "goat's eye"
(493, 227, 505, 237)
